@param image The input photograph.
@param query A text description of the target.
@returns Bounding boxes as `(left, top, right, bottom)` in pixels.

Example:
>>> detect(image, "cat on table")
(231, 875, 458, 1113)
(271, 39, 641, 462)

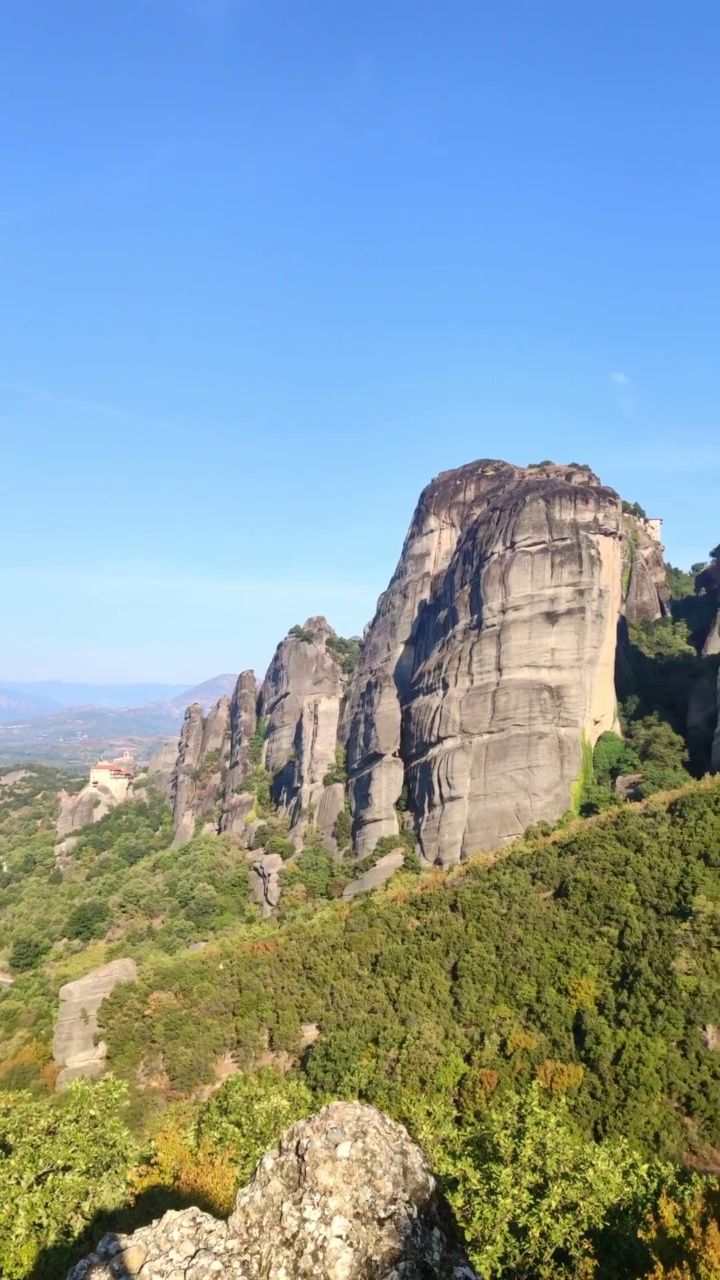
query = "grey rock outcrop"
(250, 852, 283, 917)
(53, 959, 136, 1090)
(342, 849, 404, 899)
(56, 785, 113, 839)
(259, 618, 346, 833)
(146, 739, 180, 800)
(171, 697, 231, 846)
(316, 781, 347, 852)
(346, 461, 623, 864)
(622, 516, 668, 622)
(67, 1102, 473, 1280)
(225, 670, 258, 798)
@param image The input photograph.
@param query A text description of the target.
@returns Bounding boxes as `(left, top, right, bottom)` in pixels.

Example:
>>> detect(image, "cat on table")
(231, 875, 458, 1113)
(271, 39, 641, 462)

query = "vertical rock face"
(346, 461, 624, 863)
(344, 461, 518, 854)
(622, 516, 669, 622)
(146, 739, 180, 800)
(225, 670, 258, 796)
(219, 670, 259, 836)
(259, 618, 345, 831)
(171, 697, 231, 846)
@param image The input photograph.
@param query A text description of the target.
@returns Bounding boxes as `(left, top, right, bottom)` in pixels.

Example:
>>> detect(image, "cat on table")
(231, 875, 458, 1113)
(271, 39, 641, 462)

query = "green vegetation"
(622, 499, 648, 520)
(6, 769, 720, 1273)
(248, 716, 268, 767)
(322, 743, 348, 786)
(91, 781, 720, 1162)
(326, 633, 362, 676)
(288, 624, 316, 643)
(0, 1076, 134, 1279)
(195, 1067, 314, 1185)
(666, 563, 697, 600)
(3, 561, 720, 1277)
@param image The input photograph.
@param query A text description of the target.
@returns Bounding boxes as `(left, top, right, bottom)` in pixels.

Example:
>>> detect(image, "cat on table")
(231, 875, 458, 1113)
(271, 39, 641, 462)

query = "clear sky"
(2, 0, 719, 683)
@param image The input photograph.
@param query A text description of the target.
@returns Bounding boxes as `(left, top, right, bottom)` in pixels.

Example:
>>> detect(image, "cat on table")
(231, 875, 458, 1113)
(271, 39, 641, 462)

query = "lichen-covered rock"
(345, 460, 623, 863)
(67, 1103, 473, 1280)
(53, 959, 136, 1090)
(170, 698, 231, 846)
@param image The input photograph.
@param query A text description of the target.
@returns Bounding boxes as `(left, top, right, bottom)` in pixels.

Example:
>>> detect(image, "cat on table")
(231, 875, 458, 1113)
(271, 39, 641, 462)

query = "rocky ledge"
(67, 1102, 475, 1280)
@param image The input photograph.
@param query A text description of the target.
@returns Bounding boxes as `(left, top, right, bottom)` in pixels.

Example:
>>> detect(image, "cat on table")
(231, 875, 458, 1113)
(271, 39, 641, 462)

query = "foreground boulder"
(67, 1102, 474, 1279)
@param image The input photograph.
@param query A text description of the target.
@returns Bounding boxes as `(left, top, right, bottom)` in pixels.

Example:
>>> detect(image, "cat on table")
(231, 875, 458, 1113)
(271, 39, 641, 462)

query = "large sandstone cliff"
(345, 461, 623, 863)
(259, 617, 346, 838)
(158, 459, 670, 875)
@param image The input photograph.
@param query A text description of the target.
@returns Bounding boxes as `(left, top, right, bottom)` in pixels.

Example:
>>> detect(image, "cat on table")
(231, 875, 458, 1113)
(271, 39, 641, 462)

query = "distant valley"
(0, 674, 237, 766)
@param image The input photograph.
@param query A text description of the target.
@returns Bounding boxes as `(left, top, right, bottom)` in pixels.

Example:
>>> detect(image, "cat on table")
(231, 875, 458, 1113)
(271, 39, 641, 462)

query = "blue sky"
(2, 0, 719, 682)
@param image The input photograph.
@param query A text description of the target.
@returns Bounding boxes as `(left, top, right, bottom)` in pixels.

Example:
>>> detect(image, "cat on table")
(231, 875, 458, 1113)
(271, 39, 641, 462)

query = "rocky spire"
(345, 460, 624, 864)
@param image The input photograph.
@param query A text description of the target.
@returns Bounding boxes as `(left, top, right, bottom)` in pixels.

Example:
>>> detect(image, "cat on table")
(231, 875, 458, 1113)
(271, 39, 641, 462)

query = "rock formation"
(67, 1102, 474, 1280)
(170, 698, 231, 846)
(345, 461, 623, 863)
(258, 618, 345, 835)
(53, 959, 136, 1090)
(154, 459, 676, 876)
(165, 627, 349, 852)
(250, 851, 283, 916)
(146, 739, 180, 800)
(225, 670, 258, 796)
(621, 514, 668, 622)
(56, 786, 111, 839)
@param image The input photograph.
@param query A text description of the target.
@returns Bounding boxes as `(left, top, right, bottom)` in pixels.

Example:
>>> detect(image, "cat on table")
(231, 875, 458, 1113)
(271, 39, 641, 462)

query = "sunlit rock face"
(170, 697, 231, 846)
(345, 461, 623, 865)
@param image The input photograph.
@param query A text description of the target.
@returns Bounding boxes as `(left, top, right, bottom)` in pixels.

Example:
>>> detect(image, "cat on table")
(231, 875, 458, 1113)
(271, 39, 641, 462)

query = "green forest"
(2, 572, 720, 1278)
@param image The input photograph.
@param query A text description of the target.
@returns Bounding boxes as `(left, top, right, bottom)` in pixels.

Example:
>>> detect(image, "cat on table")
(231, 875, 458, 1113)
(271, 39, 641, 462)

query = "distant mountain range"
(0, 675, 238, 766)
(0, 679, 194, 718)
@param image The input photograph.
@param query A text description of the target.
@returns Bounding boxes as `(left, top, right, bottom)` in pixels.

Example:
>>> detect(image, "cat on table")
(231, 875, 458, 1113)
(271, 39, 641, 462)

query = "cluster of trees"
(0, 774, 257, 1092)
(6, 1055, 720, 1277)
(91, 781, 720, 1153)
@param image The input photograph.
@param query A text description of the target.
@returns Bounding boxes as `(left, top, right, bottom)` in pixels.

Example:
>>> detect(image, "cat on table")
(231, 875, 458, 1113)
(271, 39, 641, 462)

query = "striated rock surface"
(146, 740, 180, 800)
(224, 670, 258, 799)
(317, 780, 347, 852)
(346, 461, 623, 863)
(622, 516, 668, 622)
(259, 618, 345, 832)
(171, 698, 231, 846)
(53, 959, 136, 1090)
(68, 1102, 473, 1280)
